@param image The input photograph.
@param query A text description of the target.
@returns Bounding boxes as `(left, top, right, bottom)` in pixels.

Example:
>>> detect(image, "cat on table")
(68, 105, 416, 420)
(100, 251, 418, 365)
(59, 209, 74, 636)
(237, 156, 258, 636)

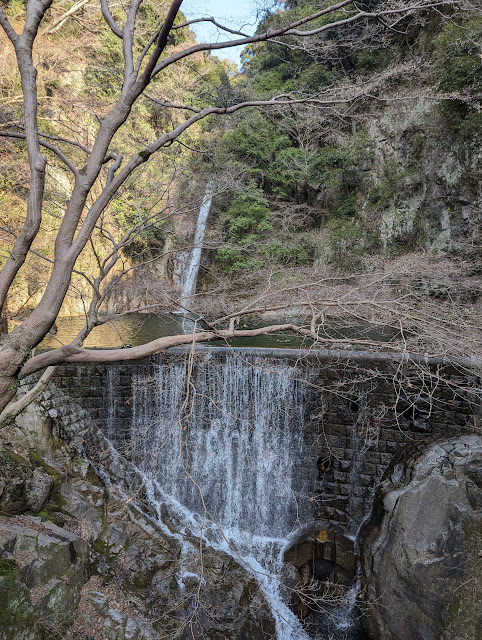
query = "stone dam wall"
(35, 346, 480, 538)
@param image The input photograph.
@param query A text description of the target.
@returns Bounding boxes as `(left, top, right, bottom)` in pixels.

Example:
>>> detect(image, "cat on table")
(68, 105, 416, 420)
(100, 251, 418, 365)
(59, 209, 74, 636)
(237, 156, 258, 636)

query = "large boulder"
(0, 449, 54, 515)
(360, 434, 482, 640)
(0, 516, 90, 640)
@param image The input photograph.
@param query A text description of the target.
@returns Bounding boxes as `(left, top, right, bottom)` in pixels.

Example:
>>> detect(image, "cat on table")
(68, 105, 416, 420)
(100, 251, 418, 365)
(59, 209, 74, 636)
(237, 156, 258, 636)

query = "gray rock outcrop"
(361, 434, 482, 640)
(0, 516, 90, 640)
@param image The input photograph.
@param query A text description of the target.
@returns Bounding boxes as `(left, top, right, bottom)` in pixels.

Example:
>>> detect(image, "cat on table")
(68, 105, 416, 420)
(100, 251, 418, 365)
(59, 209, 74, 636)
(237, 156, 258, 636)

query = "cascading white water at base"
(105, 351, 364, 640)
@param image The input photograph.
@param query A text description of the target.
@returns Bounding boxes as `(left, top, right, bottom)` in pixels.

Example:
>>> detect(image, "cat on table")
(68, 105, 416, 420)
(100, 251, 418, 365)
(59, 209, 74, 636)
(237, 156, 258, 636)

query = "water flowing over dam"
(41, 346, 478, 640)
(106, 351, 320, 638)
(99, 348, 410, 639)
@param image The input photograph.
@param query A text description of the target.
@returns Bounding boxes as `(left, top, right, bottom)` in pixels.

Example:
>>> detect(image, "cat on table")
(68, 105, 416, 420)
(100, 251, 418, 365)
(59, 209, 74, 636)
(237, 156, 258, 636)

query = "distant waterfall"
(179, 185, 212, 311)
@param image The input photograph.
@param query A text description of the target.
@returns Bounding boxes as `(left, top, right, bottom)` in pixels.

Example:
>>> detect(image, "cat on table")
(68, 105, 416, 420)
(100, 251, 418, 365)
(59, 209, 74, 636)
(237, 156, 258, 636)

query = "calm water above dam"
(39, 312, 399, 350)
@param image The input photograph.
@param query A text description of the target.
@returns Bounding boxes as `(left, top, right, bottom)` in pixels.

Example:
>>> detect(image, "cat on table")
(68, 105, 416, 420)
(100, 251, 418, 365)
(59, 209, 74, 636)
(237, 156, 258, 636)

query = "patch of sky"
(182, 0, 272, 68)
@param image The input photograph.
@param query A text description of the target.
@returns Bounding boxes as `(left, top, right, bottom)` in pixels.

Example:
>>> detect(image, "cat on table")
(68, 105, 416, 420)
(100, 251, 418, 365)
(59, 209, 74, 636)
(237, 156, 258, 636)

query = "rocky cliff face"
(0, 516, 90, 640)
(362, 99, 481, 255)
(360, 434, 482, 640)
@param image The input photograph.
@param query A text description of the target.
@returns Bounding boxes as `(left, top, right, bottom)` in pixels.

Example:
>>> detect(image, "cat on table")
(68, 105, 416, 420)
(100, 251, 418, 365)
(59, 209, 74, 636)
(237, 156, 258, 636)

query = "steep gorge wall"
(361, 98, 481, 254)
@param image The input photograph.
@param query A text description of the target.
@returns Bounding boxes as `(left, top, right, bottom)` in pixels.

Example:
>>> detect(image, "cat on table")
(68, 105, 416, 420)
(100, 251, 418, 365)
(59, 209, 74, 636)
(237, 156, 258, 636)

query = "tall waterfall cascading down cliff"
(104, 349, 365, 640)
(179, 185, 212, 311)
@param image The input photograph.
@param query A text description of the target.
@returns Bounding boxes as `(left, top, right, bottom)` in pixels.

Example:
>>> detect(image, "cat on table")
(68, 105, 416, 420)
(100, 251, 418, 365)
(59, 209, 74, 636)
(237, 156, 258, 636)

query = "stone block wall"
(32, 346, 480, 538)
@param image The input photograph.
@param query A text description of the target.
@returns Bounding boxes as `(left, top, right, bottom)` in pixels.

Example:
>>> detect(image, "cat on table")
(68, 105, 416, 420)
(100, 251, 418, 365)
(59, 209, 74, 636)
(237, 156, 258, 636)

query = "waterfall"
(106, 349, 315, 639)
(130, 351, 313, 539)
(103, 349, 366, 640)
(179, 185, 212, 311)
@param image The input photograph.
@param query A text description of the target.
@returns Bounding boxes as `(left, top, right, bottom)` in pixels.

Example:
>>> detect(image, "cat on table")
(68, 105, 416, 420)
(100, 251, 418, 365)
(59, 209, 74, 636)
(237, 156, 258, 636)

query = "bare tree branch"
(101, 0, 123, 38)
(0, 366, 58, 428)
(46, 0, 90, 34)
(0, 130, 79, 175)
(0, 5, 19, 43)
(172, 16, 251, 38)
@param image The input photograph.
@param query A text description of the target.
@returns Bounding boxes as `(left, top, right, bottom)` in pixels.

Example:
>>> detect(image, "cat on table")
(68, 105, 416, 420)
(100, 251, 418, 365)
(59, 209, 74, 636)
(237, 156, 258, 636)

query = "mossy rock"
(0, 557, 37, 640)
(0, 450, 31, 513)
(28, 449, 67, 512)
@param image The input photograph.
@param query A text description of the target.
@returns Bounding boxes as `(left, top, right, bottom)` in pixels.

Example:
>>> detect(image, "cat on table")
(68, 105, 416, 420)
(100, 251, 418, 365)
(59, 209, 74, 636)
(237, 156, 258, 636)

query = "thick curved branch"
(106, 153, 123, 184)
(101, 0, 123, 38)
(19, 325, 303, 376)
(137, 0, 183, 85)
(24, 0, 54, 44)
(0, 366, 57, 428)
(0, 21, 51, 315)
(18, 321, 480, 379)
(0, 6, 18, 42)
(123, 0, 142, 78)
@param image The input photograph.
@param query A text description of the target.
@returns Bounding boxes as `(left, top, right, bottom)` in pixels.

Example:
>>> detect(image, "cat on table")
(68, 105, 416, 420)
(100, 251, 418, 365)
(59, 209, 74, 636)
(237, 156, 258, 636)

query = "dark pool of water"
(39, 313, 400, 351)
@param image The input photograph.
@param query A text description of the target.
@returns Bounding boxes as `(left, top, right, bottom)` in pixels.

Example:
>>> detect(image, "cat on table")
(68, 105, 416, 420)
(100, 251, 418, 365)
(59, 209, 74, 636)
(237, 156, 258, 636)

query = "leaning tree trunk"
(0, 341, 27, 413)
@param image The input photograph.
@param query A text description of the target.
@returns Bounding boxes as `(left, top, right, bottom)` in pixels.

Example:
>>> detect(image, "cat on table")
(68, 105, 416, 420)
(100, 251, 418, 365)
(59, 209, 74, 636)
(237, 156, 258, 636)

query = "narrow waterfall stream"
(104, 350, 366, 640)
(179, 185, 213, 310)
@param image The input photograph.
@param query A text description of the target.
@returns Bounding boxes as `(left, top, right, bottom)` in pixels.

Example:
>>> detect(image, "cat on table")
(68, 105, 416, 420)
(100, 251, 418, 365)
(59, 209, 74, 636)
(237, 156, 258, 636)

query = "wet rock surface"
(360, 434, 482, 640)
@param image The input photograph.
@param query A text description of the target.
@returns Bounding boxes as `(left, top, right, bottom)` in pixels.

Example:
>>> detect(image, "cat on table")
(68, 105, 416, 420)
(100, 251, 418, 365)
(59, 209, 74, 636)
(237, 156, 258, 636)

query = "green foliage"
(221, 185, 272, 241)
(267, 147, 318, 199)
(215, 184, 272, 272)
(221, 113, 291, 170)
(216, 248, 265, 273)
(215, 182, 316, 272)
(312, 146, 350, 186)
(438, 100, 482, 139)
(84, 28, 124, 99)
(367, 160, 415, 210)
(298, 63, 334, 90)
(355, 47, 392, 73)
(337, 194, 358, 217)
(410, 134, 427, 162)
(309, 140, 371, 219)
(321, 217, 380, 271)
(0, 558, 36, 630)
(433, 20, 482, 94)
(433, 18, 482, 139)
(110, 196, 166, 257)
(263, 240, 311, 266)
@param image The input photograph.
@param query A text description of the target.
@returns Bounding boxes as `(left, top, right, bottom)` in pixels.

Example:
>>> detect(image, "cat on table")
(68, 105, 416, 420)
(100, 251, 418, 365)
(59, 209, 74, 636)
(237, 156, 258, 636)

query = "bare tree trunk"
(0, 0, 52, 315)
(0, 344, 26, 412)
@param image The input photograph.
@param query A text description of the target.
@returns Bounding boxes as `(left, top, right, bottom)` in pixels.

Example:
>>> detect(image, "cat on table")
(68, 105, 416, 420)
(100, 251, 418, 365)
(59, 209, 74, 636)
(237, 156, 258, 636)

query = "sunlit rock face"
(360, 434, 482, 640)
